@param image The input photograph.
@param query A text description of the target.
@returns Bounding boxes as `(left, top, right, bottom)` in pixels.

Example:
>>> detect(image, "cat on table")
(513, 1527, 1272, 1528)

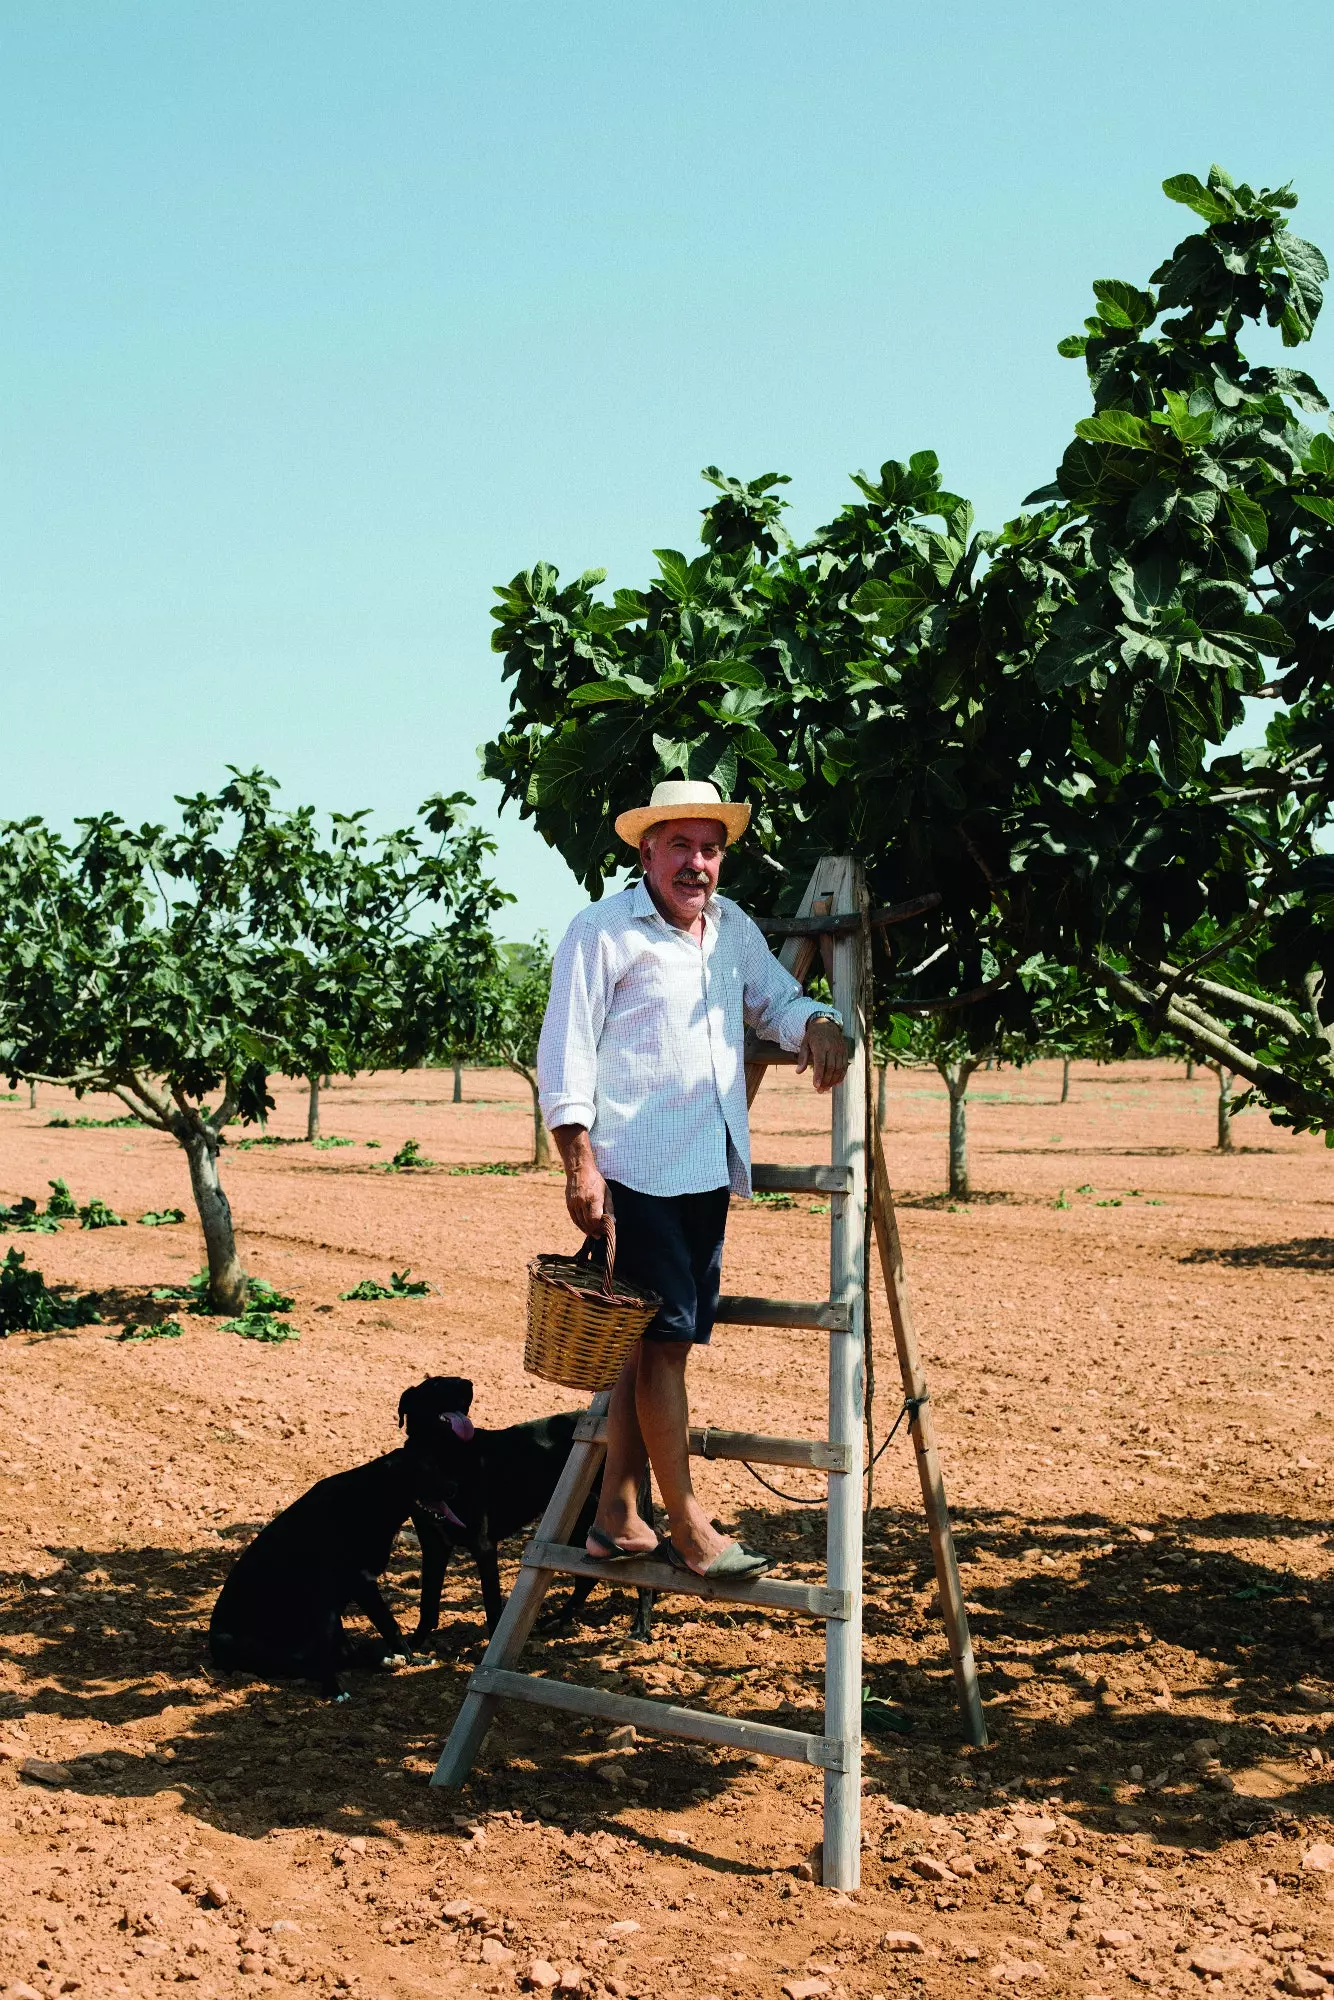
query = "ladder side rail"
(431, 1389, 612, 1786)
(870, 1122, 988, 1748)
(822, 858, 867, 1893)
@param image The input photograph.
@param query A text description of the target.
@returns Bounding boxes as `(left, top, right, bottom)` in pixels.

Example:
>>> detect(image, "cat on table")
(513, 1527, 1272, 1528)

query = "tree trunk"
(306, 1074, 321, 1142)
(875, 1061, 888, 1132)
(1185, 1056, 1195, 1081)
(27, 1079, 37, 1110)
(527, 1074, 550, 1168)
(940, 1062, 972, 1199)
(452, 1061, 463, 1104)
(1060, 1056, 1071, 1104)
(182, 1128, 248, 1313)
(1215, 1065, 1235, 1153)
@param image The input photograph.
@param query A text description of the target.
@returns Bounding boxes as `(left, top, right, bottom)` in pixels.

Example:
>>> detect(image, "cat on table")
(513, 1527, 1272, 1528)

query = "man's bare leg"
(633, 1341, 730, 1572)
(587, 1344, 657, 1556)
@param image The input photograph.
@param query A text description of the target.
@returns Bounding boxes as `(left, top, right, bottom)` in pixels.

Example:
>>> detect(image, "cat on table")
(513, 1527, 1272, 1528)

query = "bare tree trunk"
(1213, 1064, 1235, 1152)
(1060, 1056, 1071, 1104)
(875, 1061, 888, 1131)
(452, 1061, 463, 1104)
(182, 1128, 248, 1313)
(527, 1074, 550, 1168)
(306, 1074, 321, 1142)
(1185, 1056, 1195, 1081)
(27, 1079, 37, 1110)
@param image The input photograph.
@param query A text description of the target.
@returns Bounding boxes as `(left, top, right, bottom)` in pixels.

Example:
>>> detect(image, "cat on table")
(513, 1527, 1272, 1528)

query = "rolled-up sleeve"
(739, 914, 842, 1053)
(537, 916, 609, 1132)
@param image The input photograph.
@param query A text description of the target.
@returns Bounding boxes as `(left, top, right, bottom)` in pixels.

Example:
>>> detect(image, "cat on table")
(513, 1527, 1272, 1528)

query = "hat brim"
(614, 801, 751, 848)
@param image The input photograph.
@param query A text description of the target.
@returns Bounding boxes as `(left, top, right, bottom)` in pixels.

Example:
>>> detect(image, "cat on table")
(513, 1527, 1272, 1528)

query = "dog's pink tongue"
(445, 1412, 474, 1441)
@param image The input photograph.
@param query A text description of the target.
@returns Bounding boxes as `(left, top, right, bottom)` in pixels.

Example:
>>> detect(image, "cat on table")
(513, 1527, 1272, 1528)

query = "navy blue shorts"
(602, 1180, 731, 1345)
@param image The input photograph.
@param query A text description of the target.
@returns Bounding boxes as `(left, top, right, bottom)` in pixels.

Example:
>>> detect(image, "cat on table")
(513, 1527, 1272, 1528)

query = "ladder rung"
(744, 1032, 856, 1069)
(751, 1163, 850, 1194)
(744, 1035, 798, 1067)
(713, 1295, 850, 1331)
(469, 1665, 848, 1771)
(575, 1411, 849, 1474)
(525, 1541, 849, 1619)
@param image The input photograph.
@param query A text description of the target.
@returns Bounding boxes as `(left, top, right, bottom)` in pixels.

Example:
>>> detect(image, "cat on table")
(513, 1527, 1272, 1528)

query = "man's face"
(641, 818, 727, 929)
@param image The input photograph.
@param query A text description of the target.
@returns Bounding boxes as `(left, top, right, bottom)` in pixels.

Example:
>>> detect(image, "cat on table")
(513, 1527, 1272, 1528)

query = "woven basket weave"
(524, 1217, 661, 1392)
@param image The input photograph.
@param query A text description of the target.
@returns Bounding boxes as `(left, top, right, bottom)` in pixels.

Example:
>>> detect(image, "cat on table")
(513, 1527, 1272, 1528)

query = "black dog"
(398, 1376, 655, 1644)
(208, 1377, 472, 1698)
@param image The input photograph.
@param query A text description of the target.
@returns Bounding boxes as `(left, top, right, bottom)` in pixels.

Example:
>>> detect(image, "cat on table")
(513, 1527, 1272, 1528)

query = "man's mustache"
(673, 870, 711, 887)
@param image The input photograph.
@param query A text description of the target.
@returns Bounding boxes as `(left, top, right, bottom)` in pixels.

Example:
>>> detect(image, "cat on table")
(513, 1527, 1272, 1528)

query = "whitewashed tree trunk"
(183, 1128, 248, 1313)
(1214, 1064, 1235, 1152)
(306, 1074, 321, 1142)
(27, 1079, 37, 1110)
(453, 1061, 463, 1103)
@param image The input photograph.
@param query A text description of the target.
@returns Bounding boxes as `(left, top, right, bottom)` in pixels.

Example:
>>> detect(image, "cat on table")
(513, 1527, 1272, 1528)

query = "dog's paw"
(380, 1652, 408, 1669)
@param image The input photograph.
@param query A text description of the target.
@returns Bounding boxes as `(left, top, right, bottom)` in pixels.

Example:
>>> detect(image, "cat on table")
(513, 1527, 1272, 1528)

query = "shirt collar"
(631, 877, 722, 935)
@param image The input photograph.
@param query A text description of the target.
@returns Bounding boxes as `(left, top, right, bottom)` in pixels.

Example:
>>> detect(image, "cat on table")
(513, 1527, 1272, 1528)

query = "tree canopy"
(482, 167, 1334, 1139)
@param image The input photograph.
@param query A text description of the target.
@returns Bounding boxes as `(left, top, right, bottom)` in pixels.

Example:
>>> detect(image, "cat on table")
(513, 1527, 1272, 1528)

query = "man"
(537, 778, 848, 1579)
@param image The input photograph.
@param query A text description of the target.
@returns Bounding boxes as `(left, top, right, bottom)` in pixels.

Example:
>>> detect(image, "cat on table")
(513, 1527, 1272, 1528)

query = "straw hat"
(613, 779, 751, 849)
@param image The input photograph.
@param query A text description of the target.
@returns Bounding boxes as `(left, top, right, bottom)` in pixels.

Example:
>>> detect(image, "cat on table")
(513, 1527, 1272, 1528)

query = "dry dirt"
(0, 1060, 1331, 2000)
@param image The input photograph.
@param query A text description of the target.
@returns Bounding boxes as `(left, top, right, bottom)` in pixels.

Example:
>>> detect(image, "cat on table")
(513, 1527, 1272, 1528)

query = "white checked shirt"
(537, 880, 839, 1197)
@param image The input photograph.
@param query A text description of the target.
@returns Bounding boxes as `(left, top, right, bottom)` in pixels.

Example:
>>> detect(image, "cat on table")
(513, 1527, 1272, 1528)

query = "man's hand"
(552, 1123, 610, 1237)
(796, 1015, 849, 1094)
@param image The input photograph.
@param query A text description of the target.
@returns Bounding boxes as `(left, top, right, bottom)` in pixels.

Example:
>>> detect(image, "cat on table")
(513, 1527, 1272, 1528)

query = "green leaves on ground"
(222, 1310, 299, 1343)
(0, 1248, 101, 1336)
(46, 1178, 78, 1218)
(0, 1198, 59, 1234)
(339, 1268, 432, 1300)
(384, 1137, 433, 1171)
(113, 1319, 182, 1342)
(137, 1208, 186, 1227)
(47, 1115, 138, 1129)
(79, 1198, 126, 1230)
(0, 1180, 131, 1232)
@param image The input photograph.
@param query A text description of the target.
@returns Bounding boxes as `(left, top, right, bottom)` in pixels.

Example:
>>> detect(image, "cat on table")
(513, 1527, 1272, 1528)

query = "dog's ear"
(397, 1376, 430, 1432)
(398, 1374, 474, 1434)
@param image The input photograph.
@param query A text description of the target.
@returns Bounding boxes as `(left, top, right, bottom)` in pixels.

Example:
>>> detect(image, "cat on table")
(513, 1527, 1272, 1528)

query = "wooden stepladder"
(431, 857, 985, 1891)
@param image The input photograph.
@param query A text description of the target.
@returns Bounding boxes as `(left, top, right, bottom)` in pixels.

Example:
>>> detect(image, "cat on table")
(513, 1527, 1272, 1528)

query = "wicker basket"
(524, 1217, 661, 1392)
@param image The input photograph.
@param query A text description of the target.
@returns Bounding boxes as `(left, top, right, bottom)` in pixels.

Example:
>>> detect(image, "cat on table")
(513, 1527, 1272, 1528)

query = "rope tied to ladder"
(719, 1391, 928, 1507)
(869, 1392, 928, 1471)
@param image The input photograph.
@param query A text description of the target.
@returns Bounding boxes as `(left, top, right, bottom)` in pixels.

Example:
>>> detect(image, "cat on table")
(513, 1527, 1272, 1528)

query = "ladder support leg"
(431, 1389, 612, 1787)
(871, 1123, 988, 1748)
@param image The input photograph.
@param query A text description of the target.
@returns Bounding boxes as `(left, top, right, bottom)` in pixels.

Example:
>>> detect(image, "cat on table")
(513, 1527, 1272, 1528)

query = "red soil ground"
(0, 1061, 1330, 2000)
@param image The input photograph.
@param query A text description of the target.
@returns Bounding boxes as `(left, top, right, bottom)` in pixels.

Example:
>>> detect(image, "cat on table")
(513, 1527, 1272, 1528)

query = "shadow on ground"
(2, 1503, 1331, 1870)
(1182, 1238, 1334, 1271)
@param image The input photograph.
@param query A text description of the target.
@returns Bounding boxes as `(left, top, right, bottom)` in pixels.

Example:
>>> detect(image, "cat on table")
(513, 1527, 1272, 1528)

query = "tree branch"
(1095, 961, 1294, 1100)
(1160, 962, 1310, 1044)
(108, 1082, 174, 1134)
(887, 960, 1020, 1012)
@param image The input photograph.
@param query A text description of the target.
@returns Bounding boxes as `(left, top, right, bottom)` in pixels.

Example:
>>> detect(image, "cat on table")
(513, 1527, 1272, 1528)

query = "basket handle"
(574, 1214, 618, 1299)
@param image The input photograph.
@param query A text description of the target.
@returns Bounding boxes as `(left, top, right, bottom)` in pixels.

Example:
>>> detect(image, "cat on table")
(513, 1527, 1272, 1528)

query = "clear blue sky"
(3, 2, 1332, 938)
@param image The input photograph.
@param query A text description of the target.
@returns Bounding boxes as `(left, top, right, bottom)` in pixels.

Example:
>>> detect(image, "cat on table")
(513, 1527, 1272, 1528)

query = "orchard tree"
(471, 940, 553, 1168)
(875, 1014, 993, 1201)
(481, 167, 1334, 1141)
(0, 774, 506, 1310)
